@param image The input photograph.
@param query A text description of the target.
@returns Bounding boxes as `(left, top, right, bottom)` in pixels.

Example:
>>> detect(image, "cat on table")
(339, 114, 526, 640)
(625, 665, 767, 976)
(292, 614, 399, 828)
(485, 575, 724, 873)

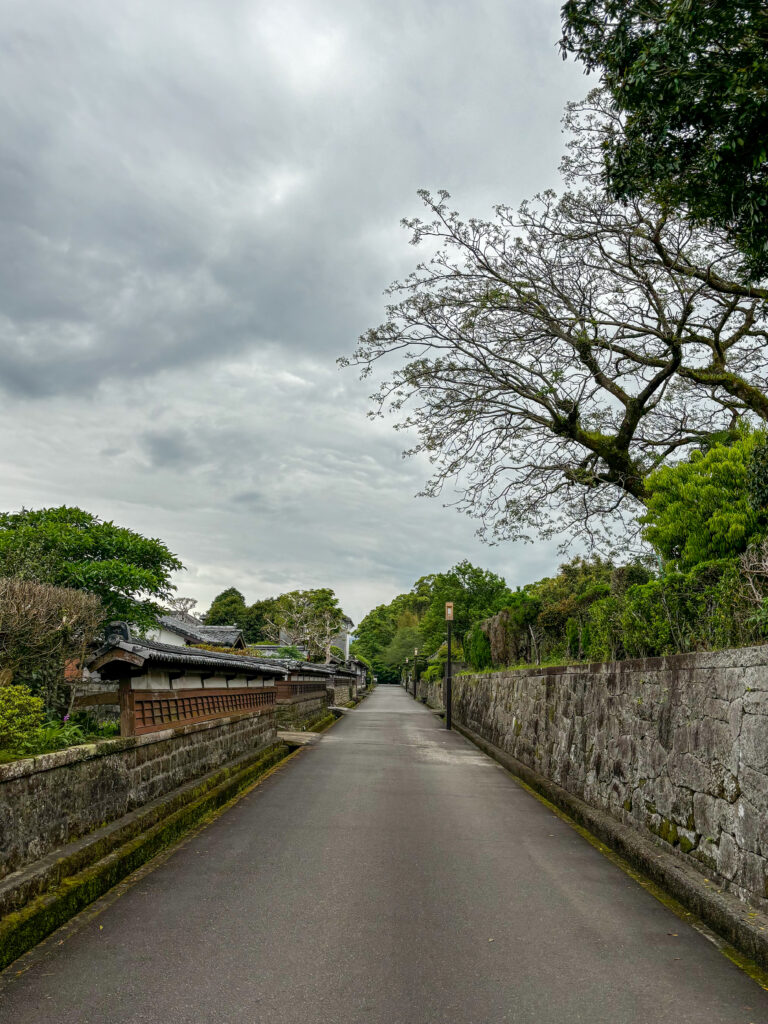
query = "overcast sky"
(0, 0, 587, 622)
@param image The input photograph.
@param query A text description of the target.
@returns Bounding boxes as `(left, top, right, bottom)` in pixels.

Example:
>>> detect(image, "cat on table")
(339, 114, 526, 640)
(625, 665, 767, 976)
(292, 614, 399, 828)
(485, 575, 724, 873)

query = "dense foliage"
(561, 1, 768, 279)
(0, 506, 183, 630)
(641, 431, 766, 568)
(0, 685, 44, 751)
(204, 588, 282, 644)
(356, 432, 768, 678)
(352, 560, 510, 683)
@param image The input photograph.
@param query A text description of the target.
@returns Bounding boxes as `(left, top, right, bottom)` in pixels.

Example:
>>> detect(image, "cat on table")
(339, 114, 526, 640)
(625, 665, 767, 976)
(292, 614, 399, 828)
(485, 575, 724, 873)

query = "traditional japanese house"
(86, 623, 286, 737)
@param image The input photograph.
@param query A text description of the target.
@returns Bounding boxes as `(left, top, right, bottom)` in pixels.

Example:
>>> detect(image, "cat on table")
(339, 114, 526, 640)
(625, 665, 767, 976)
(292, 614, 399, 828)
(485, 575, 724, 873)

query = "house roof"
(257, 657, 356, 680)
(194, 625, 245, 646)
(88, 629, 287, 678)
(158, 616, 246, 648)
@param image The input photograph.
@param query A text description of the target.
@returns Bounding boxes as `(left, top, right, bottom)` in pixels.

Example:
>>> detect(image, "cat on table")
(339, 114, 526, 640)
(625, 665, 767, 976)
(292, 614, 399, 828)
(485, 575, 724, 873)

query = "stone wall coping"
(457, 641, 768, 682)
(275, 694, 326, 705)
(0, 708, 274, 784)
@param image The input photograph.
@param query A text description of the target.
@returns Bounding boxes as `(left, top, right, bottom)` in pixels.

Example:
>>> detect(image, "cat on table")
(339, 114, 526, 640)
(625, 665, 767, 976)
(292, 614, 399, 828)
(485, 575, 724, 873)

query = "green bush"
(587, 596, 624, 662)
(465, 623, 492, 670)
(641, 432, 765, 569)
(565, 618, 579, 659)
(0, 685, 45, 750)
(620, 560, 759, 658)
(20, 720, 87, 755)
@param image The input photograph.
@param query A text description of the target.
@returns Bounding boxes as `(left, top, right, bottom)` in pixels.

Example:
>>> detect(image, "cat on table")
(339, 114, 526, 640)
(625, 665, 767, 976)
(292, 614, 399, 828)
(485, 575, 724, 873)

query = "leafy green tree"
(353, 592, 425, 683)
(353, 562, 509, 680)
(204, 588, 247, 627)
(415, 561, 511, 656)
(242, 597, 280, 644)
(381, 611, 421, 667)
(0, 507, 182, 630)
(203, 590, 281, 644)
(561, 1, 768, 279)
(641, 432, 766, 568)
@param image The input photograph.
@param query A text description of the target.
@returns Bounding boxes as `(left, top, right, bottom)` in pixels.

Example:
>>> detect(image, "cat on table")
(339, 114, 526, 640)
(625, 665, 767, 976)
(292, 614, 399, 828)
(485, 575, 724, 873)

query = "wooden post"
(118, 680, 135, 738)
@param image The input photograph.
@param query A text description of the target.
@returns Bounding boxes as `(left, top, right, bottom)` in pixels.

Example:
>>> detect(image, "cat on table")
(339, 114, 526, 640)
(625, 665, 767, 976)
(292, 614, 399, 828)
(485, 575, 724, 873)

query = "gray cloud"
(0, 0, 586, 619)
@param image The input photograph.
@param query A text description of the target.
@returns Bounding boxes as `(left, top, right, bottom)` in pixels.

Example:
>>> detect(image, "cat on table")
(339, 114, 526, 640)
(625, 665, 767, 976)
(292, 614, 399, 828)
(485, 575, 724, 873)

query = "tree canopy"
(342, 95, 768, 546)
(263, 588, 349, 663)
(640, 429, 766, 569)
(0, 506, 182, 630)
(560, 0, 768, 279)
(203, 589, 282, 644)
(352, 560, 510, 682)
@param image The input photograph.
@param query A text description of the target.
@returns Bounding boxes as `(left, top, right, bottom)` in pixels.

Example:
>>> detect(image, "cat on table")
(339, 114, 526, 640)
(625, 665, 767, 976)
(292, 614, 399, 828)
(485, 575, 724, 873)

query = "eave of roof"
(88, 637, 287, 677)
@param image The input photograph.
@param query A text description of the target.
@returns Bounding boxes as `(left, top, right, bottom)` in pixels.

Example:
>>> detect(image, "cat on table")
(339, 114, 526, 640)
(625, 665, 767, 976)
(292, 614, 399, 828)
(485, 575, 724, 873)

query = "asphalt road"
(2, 685, 767, 1024)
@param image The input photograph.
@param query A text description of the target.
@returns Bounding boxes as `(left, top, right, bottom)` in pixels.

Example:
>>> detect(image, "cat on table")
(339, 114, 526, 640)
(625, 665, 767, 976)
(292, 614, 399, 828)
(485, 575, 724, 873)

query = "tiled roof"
(89, 634, 287, 677)
(158, 616, 245, 647)
(194, 625, 243, 645)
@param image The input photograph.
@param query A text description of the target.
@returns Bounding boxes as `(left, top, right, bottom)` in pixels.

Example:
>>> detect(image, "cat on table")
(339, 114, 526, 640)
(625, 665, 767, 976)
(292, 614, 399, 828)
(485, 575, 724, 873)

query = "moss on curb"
(309, 712, 338, 733)
(0, 743, 289, 971)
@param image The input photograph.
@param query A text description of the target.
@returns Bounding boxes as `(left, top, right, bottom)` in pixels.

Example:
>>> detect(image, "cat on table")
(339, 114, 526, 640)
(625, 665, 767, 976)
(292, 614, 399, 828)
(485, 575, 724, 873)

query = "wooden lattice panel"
(129, 687, 276, 735)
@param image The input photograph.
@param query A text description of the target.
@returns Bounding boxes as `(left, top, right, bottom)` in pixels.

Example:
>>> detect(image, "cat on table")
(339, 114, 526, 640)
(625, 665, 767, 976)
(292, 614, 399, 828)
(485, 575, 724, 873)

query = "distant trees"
(205, 588, 249, 628)
(561, 1, 768, 279)
(204, 588, 284, 645)
(203, 589, 279, 644)
(0, 506, 182, 630)
(204, 586, 349, 662)
(352, 560, 511, 682)
(264, 589, 348, 663)
(343, 95, 768, 546)
(353, 593, 424, 684)
(413, 561, 511, 653)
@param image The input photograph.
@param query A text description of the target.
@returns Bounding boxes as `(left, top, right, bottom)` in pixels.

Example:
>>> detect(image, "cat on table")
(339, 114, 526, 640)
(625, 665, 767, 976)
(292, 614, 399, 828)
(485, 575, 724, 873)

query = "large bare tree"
(341, 94, 768, 546)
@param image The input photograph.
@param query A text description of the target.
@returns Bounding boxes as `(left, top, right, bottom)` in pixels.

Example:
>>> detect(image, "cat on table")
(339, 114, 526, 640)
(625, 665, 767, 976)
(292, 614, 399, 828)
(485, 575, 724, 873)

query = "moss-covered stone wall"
(275, 695, 329, 730)
(0, 709, 276, 880)
(327, 682, 353, 706)
(418, 646, 768, 909)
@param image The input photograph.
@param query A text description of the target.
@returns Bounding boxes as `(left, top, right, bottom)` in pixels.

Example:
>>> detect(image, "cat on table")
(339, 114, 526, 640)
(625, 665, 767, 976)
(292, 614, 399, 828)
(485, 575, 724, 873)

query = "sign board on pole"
(445, 602, 454, 621)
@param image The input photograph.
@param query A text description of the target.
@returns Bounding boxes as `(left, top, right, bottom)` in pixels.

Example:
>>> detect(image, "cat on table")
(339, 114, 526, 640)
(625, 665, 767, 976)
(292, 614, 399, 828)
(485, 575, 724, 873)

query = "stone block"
(693, 792, 736, 839)
(733, 799, 761, 856)
(739, 713, 768, 772)
(717, 831, 740, 880)
(738, 852, 768, 898)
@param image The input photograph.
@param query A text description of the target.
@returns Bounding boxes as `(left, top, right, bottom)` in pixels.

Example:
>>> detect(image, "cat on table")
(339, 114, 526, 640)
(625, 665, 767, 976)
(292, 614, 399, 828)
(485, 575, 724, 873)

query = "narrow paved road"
(2, 686, 767, 1023)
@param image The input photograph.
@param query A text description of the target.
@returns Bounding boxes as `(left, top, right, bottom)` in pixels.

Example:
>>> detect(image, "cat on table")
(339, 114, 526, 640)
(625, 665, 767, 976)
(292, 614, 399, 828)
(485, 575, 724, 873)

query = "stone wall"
(327, 682, 353, 706)
(0, 709, 277, 880)
(418, 646, 768, 909)
(276, 695, 329, 729)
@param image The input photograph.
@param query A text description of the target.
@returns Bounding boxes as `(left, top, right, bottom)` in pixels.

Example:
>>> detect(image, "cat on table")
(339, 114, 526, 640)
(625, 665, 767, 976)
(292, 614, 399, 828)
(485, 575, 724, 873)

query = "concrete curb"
(454, 721, 768, 972)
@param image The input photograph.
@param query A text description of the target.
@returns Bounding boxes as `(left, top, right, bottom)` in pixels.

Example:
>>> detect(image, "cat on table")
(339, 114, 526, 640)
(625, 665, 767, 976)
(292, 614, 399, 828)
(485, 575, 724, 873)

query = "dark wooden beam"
(90, 648, 145, 673)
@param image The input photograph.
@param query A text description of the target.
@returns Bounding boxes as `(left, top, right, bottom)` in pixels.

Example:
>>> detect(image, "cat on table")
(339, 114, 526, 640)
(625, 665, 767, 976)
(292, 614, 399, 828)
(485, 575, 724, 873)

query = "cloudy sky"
(0, 0, 587, 622)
